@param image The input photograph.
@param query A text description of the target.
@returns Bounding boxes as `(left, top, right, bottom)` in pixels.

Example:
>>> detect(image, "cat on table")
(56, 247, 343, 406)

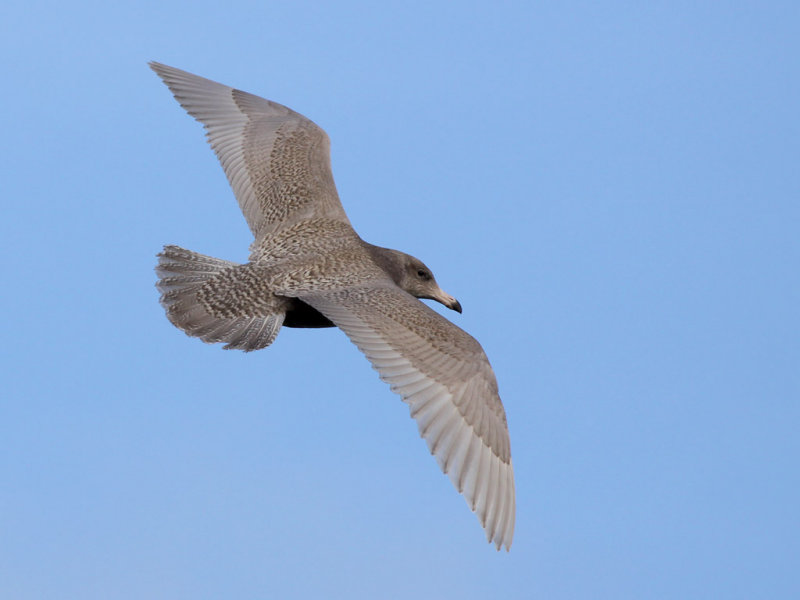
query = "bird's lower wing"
(300, 284, 515, 550)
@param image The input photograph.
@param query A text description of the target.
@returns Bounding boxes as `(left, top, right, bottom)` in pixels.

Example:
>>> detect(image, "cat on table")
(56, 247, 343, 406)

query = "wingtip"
(148, 61, 171, 84)
(148, 61, 187, 82)
(490, 533, 513, 552)
(487, 524, 513, 552)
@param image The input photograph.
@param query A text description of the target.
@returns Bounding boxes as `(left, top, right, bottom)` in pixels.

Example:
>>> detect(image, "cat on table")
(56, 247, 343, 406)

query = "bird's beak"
(431, 288, 462, 313)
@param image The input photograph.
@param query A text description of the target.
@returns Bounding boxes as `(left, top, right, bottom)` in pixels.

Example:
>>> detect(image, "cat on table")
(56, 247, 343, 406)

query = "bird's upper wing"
(298, 282, 515, 550)
(150, 62, 350, 242)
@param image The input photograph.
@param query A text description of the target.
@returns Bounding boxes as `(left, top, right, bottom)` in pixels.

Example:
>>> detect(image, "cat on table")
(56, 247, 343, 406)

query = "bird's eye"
(417, 269, 430, 280)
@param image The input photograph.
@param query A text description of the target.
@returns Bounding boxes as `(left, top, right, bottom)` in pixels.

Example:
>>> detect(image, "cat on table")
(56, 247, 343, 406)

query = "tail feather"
(224, 316, 283, 350)
(155, 245, 284, 351)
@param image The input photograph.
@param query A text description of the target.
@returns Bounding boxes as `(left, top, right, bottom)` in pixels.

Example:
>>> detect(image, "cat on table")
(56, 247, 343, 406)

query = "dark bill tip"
(449, 299, 463, 314)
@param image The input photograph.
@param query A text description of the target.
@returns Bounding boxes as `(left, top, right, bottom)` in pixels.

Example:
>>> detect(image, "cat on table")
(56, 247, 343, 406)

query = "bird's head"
(366, 245, 462, 313)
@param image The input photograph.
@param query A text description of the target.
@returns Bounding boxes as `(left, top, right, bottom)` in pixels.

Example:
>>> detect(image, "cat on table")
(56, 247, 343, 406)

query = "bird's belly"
(282, 298, 335, 328)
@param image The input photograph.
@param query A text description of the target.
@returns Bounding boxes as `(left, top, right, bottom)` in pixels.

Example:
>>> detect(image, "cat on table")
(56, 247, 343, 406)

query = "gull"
(150, 62, 515, 550)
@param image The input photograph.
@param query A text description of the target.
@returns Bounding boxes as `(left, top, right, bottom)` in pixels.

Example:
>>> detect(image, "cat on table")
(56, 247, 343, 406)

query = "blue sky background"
(2, 1, 798, 598)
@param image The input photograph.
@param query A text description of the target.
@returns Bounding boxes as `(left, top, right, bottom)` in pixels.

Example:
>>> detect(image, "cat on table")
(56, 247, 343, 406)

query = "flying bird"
(150, 62, 515, 550)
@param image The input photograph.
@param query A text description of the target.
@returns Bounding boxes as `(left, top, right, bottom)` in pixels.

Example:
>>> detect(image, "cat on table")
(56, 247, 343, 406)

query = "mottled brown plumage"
(151, 62, 515, 550)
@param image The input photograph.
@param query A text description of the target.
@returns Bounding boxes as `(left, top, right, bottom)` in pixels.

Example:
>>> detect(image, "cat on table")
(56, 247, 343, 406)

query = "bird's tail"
(155, 245, 284, 351)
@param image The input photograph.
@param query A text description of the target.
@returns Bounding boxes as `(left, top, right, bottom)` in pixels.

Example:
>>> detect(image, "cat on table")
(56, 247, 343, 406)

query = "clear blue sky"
(2, 1, 798, 598)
